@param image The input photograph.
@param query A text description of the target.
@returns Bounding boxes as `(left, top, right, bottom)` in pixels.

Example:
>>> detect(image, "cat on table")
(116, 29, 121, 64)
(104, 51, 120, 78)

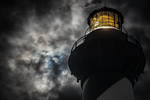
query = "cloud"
(0, 0, 87, 100)
(0, 0, 150, 100)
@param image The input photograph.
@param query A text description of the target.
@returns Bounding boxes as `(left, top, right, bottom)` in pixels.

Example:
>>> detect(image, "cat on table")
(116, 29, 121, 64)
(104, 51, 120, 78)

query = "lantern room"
(88, 7, 124, 31)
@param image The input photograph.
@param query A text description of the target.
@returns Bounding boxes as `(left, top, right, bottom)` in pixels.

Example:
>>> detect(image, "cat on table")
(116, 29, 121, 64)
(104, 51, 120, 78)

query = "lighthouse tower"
(68, 7, 145, 100)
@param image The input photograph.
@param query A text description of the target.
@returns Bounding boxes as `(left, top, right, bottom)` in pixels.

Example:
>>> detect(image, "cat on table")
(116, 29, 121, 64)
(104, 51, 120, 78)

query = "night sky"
(0, 0, 150, 100)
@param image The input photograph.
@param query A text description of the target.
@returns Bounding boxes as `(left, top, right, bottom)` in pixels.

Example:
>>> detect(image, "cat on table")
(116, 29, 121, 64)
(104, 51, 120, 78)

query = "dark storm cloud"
(56, 86, 82, 100)
(0, 0, 85, 100)
(0, 0, 150, 100)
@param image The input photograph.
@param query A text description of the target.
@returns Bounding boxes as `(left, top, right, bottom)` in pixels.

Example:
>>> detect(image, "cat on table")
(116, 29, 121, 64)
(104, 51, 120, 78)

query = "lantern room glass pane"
(90, 11, 121, 31)
(115, 14, 119, 29)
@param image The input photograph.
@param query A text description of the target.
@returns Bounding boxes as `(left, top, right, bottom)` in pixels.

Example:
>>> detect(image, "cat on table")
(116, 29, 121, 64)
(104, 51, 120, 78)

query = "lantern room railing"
(71, 35, 87, 52)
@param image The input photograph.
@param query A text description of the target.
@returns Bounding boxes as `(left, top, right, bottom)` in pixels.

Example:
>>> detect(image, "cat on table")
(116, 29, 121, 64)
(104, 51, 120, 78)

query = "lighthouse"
(68, 7, 145, 100)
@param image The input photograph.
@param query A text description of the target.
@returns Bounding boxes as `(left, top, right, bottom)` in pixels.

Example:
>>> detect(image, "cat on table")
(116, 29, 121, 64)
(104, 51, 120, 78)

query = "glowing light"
(89, 10, 122, 31)
(92, 26, 119, 30)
